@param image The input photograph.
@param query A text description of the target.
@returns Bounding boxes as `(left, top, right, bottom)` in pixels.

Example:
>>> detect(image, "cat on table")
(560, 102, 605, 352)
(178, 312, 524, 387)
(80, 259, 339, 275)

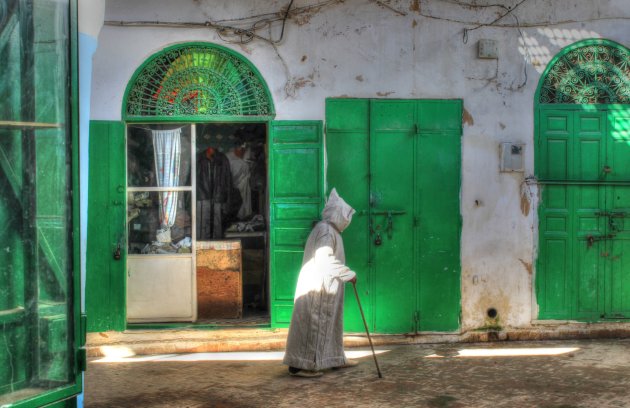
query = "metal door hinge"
(81, 313, 87, 346)
(413, 311, 420, 333)
(77, 348, 87, 372)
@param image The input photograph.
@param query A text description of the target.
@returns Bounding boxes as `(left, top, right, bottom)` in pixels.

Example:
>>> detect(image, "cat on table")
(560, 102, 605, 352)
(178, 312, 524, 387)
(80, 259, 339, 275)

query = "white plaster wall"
(91, 0, 630, 331)
(79, 0, 106, 37)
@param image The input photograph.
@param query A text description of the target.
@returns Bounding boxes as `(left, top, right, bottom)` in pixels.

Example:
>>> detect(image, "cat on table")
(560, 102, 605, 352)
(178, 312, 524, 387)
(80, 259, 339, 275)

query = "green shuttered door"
(537, 107, 630, 320)
(327, 99, 462, 333)
(269, 121, 324, 327)
(86, 121, 127, 332)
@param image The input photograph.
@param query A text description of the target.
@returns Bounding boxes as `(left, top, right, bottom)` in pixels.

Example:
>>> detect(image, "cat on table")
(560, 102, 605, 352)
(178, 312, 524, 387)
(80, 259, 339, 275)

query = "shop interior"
(126, 123, 268, 325)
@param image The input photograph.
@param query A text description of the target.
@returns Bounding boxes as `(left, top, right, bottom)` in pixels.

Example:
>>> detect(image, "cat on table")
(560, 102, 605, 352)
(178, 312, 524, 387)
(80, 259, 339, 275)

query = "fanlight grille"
(125, 44, 273, 117)
(540, 43, 630, 104)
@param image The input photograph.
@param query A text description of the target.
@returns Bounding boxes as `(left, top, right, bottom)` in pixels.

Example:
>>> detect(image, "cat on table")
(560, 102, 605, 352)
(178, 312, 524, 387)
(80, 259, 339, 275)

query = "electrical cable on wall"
(104, 0, 629, 46)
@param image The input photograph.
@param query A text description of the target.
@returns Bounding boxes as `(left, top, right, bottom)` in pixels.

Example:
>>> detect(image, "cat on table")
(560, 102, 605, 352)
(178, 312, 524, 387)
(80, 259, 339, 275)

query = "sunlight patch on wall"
(518, 29, 601, 73)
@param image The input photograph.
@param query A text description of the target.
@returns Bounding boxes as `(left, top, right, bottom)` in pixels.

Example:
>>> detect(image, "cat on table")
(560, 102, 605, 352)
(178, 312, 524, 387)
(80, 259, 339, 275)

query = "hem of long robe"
(282, 354, 347, 371)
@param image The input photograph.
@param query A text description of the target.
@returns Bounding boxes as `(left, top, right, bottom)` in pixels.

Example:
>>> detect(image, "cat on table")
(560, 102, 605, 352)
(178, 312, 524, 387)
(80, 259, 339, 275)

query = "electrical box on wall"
(500, 142, 525, 172)
(478, 39, 498, 59)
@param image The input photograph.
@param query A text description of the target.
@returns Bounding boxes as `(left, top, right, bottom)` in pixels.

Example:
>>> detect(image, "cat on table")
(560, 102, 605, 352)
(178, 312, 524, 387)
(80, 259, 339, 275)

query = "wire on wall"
(462, 0, 530, 44)
(104, 0, 630, 47)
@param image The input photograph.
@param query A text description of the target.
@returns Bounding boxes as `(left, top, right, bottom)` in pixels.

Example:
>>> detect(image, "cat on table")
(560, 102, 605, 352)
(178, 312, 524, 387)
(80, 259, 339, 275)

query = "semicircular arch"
(536, 39, 630, 105)
(123, 42, 275, 120)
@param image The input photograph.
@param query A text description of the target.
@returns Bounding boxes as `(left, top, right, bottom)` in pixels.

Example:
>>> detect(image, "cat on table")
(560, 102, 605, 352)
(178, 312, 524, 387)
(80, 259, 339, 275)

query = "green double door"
(327, 99, 462, 333)
(537, 107, 630, 320)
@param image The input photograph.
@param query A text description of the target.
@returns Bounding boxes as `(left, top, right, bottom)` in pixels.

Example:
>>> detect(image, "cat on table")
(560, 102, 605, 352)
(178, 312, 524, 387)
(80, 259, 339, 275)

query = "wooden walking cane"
(352, 281, 383, 378)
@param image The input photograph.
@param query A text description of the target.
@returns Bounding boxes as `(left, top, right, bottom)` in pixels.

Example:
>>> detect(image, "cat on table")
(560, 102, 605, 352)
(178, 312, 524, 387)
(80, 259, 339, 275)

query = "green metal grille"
(539, 43, 630, 104)
(125, 43, 273, 118)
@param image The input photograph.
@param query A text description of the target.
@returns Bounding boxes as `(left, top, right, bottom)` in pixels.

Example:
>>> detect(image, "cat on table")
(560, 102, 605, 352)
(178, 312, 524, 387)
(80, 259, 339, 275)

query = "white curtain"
(152, 128, 182, 232)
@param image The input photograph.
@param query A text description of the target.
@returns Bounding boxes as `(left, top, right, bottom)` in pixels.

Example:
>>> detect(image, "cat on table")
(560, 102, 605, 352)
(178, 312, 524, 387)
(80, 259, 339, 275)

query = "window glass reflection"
(128, 191, 192, 254)
(127, 125, 192, 188)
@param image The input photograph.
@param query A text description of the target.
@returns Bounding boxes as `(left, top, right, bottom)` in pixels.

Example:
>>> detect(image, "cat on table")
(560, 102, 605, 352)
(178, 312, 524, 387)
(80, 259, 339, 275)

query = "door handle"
(113, 243, 121, 260)
(586, 234, 615, 248)
(370, 210, 406, 216)
(113, 235, 125, 261)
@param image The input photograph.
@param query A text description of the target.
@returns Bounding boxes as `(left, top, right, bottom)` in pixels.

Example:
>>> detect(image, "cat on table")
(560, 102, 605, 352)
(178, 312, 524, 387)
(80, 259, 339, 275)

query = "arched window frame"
(535, 39, 630, 105)
(122, 42, 275, 122)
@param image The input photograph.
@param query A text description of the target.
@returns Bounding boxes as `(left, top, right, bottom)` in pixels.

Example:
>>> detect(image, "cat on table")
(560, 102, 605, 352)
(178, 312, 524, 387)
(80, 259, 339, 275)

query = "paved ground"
(85, 339, 630, 408)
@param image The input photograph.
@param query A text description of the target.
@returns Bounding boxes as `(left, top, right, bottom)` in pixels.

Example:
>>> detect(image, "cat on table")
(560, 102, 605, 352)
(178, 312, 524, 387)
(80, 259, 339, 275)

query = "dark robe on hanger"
(196, 150, 239, 239)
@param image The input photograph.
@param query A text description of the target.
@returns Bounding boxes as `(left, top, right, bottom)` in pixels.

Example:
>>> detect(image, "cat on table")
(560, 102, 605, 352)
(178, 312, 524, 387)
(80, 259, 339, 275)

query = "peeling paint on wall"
(376, 91, 395, 96)
(520, 188, 531, 216)
(463, 108, 474, 126)
(519, 258, 533, 275)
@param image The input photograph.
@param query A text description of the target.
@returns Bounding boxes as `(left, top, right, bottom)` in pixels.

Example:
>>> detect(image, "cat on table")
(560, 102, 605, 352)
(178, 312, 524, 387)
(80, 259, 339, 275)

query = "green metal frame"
(534, 38, 630, 322)
(122, 42, 275, 122)
(9, 0, 83, 406)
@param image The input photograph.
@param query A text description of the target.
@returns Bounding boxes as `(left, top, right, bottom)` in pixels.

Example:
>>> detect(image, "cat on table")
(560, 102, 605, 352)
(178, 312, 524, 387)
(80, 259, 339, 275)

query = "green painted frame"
(534, 38, 630, 321)
(122, 42, 275, 122)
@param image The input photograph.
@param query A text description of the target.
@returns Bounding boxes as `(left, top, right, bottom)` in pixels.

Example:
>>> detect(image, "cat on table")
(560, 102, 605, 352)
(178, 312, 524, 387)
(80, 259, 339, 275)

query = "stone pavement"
(85, 338, 630, 408)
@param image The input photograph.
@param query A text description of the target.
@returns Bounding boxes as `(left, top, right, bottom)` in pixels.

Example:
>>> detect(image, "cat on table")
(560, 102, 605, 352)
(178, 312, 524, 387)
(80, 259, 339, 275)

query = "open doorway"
(195, 123, 268, 324)
(125, 122, 269, 327)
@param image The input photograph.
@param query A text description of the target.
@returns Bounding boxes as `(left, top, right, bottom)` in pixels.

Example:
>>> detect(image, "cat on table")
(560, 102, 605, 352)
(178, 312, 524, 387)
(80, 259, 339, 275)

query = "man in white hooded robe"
(283, 188, 358, 377)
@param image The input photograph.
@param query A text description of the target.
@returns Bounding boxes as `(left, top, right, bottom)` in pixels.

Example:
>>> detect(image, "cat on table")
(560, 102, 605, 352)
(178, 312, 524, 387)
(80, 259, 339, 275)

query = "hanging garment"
(226, 149, 252, 219)
(196, 149, 237, 239)
(283, 188, 356, 371)
(196, 200, 223, 240)
(152, 128, 182, 240)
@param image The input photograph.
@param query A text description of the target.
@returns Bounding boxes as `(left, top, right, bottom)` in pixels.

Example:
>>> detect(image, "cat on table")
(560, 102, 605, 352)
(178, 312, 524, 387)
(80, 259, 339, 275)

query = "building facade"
(85, 0, 630, 334)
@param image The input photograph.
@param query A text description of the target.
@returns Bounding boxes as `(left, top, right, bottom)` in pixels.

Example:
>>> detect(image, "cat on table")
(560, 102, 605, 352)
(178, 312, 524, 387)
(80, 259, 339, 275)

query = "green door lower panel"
(269, 121, 324, 328)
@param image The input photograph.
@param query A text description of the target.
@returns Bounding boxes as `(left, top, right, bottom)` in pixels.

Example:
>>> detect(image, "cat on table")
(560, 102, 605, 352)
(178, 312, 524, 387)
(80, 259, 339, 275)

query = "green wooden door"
(370, 100, 416, 333)
(416, 101, 463, 331)
(86, 121, 127, 332)
(605, 110, 630, 318)
(269, 121, 324, 328)
(327, 98, 462, 334)
(537, 107, 630, 320)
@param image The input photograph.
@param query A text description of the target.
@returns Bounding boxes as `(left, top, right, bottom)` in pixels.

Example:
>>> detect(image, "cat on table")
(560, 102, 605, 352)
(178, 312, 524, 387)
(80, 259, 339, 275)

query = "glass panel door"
(126, 125, 196, 322)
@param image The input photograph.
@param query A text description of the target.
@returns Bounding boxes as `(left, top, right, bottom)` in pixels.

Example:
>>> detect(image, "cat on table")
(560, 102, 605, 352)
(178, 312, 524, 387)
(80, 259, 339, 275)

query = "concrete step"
(86, 322, 630, 357)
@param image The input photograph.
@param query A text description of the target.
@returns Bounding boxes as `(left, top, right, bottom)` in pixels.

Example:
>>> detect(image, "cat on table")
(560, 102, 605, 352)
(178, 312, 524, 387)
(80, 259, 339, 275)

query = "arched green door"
(536, 40, 630, 321)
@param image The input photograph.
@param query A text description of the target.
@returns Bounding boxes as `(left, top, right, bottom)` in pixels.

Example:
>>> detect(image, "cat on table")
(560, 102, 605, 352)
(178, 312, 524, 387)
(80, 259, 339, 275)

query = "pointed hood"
(321, 188, 355, 233)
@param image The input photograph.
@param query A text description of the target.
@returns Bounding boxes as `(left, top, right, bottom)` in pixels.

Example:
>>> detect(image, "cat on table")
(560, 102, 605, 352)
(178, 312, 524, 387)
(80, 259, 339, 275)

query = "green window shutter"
(269, 121, 324, 328)
(86, 121, 127, 332)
